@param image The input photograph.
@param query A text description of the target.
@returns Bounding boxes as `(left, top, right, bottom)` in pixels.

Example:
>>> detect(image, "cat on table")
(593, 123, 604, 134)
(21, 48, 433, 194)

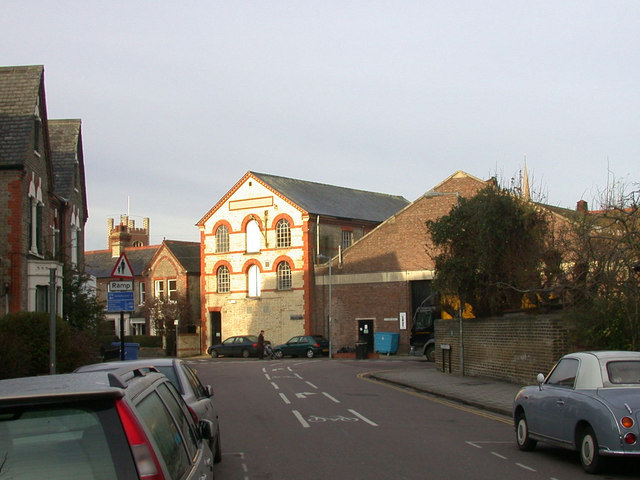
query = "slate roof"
(85, 247, 159, 279)
(49, 119, 81, 201)
(251, 172, 410, 223)
(0, 65, 44, 168)
(163, 241, 200, 273)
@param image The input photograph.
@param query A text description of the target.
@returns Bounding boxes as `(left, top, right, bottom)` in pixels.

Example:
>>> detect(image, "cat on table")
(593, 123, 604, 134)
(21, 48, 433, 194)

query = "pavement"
(363, 355, 522, 418)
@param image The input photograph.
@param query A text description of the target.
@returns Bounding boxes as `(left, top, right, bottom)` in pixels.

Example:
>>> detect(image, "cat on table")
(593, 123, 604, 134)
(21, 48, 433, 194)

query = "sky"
(3, 1, 639, 251)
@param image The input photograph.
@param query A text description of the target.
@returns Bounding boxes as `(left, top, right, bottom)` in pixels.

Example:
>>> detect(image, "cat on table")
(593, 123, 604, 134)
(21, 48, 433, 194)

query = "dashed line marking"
(305, 381, 318, 389)
(292, 409, 310, 428)
(491, 452, 507, 460)
(516, 463, 536, 472)
(270, 381, 279, 390)
(279, 393, 291, 404)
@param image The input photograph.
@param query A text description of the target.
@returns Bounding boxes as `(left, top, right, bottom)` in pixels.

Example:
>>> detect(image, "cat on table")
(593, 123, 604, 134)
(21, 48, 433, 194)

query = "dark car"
(75, 358, 221, 463)
(0, 365, 215, 480)
(208, 335, 262, 358)
(274, 335, 329, 358)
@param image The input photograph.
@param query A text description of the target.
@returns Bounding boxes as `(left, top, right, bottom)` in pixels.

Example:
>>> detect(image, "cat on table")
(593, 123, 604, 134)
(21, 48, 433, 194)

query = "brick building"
(197, 171, 409, 350)
(0, 65, 87, 315)
(312, 171, 488, 354)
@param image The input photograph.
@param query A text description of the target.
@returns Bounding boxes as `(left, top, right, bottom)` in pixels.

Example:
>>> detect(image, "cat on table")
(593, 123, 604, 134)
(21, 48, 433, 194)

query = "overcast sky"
(3, 1, 639, 251)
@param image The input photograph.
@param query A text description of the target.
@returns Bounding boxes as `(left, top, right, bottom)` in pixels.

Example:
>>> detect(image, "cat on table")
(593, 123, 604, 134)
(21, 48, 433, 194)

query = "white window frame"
(248, 265, 261, 297)
(246, 219, 261, 253)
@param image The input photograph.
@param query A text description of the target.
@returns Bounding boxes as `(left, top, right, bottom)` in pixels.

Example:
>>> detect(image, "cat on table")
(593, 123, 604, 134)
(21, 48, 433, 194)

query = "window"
(168, 279, 177, 301)
(35, 285, 48, 312)
(342, 230, 353, 249)
(216, 225, 229, 253)
(217, 266, 230, 293)
(139, 282, 146, 304)
(276, 219, 291, 248)
(547, 358, 579, 388)
(248, 264, 261, 297)
(154, 280, 165, 300)
(246, 219, 261, 253)
(29, 197, 43, 254)
(277, 262, 292, 290)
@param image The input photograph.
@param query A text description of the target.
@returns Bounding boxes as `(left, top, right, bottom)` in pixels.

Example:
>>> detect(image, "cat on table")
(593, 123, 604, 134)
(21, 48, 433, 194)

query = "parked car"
(273, 335, 329, 358)
(75, 358, 221, 463)
(0, 365, 215, 479)
(208, 335, 263, 358)
(513, 351, 640, 473)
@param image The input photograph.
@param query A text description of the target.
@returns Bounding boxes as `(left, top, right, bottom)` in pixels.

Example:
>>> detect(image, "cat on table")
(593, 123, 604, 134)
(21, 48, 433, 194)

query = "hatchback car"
(208, 335, 262, 358)
(513, 351, 640, 473)
(273, 335, 329, 358)
(0, 365, 215, 479)
(75, 358, 221, 463)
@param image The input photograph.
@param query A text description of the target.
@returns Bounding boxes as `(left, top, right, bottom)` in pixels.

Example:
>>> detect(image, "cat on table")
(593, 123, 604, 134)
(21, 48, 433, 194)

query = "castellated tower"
(107, 216, 150, 257)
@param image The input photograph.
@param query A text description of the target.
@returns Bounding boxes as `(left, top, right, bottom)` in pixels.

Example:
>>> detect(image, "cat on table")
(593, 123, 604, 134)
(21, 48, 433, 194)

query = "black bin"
(355, 342, 368, 360)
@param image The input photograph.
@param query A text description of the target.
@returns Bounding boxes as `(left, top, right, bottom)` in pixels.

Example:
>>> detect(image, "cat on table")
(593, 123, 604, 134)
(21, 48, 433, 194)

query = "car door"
(219, 337, 236, 356)
(289, 337, 302, 356)
(180, 363, 214, 423)
(531, 358, 579, 444)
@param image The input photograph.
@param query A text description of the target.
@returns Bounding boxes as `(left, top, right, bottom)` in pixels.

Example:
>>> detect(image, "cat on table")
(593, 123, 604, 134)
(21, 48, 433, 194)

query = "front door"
(358, 319, 374, 352)
(210, 311, 222, 346)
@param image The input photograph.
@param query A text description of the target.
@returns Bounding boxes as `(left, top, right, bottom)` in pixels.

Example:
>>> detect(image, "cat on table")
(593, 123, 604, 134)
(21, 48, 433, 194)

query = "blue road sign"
(107, 291, 135, 312)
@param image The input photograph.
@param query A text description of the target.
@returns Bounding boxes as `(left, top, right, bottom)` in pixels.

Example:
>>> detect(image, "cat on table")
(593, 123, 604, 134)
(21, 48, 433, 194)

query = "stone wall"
(435, 313, 567, 385)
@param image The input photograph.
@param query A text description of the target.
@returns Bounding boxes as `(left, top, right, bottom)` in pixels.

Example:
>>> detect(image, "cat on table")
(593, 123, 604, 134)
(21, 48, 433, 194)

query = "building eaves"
(85, 246, 159, 279)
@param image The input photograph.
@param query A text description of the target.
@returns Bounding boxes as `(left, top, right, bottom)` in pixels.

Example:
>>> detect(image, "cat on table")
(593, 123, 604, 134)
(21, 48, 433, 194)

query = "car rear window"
(607, 361, 640, 384)
(0, 399, 136, 479)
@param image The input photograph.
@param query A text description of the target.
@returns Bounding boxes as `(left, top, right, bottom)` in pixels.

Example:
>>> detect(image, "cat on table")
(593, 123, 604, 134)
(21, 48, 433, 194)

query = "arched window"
(216, 225, 229, 253)
(277, 262, 292, 290)
(246, 219, 261, 253)
(248, 264, 261, 297)
(276, 219, 291, 248)
(217, 265, 230, 293)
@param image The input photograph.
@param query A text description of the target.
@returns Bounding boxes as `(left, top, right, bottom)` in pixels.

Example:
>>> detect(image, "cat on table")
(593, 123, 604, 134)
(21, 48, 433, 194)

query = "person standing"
(257, 330, 265, 359)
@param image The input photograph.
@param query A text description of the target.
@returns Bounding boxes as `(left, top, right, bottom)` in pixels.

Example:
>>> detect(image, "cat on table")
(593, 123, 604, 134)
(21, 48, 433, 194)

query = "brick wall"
(435, 313, 567, 385)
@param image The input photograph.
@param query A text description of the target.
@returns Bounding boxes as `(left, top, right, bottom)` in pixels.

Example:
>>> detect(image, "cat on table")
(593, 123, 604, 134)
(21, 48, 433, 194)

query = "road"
(188, 358, 640, 480)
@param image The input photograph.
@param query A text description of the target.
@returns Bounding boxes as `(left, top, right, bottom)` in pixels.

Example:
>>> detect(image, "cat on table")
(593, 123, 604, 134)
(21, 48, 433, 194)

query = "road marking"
(516, 463, 536, 472)
(279, 393, 291, 404)
(322, 392, 340, 403)
(491, 452, 508, 460)
(292, 410, 310, 428)
(264, 373, 271, 380)
(296, 392, 317, 399)
(270, 381, 279, 390)
(466, 441, 482, 449)
(305, 381, 318, 389)
(295, 373, 303, 379)
(348, 409, 378, 427)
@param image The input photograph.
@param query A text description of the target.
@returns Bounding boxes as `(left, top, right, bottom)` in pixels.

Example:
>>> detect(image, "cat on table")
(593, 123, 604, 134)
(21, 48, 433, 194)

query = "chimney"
(576, 200, 588, 214)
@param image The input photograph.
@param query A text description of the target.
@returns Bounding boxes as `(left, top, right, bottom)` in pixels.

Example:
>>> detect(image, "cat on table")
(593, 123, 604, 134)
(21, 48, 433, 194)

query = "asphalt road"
(188, 358, 640, 480)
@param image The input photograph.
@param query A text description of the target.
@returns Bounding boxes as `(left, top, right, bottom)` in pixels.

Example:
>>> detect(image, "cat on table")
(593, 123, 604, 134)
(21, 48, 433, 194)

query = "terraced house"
(197, 171, 409, 351)
(0, 65, 87, 315)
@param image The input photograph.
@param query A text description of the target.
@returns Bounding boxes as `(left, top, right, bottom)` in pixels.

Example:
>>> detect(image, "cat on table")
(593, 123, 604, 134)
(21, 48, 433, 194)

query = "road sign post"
(109, 252, 135, 360)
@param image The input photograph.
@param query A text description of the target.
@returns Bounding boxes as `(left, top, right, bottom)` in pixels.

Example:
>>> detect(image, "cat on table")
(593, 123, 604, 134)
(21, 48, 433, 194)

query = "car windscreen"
(607, 361, 640, 384)
(0, 399, 136, 479)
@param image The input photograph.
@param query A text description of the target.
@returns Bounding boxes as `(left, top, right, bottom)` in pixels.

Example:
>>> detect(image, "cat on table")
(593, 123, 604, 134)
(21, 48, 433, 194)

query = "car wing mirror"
(199, 419, 214, 440)
(536, 373, 545, 389)
(205, 385, 213, 397)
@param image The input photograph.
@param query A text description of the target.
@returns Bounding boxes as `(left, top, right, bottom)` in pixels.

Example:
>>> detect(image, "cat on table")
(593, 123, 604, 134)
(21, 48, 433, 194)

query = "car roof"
(75, 358, 178, 373)
(0, 372, 124, 403)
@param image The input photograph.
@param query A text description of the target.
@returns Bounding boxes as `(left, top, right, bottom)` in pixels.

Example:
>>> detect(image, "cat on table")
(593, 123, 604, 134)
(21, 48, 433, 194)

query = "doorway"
(358, 319, 374, 352)
(210, 311, 222, 346)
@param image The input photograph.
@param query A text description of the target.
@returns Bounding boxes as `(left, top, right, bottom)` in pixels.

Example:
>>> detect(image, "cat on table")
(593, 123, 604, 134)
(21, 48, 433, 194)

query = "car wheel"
(425, 345, 435, 362)
(306, 349, 315, 358)
(579, 426, 603, 474)
(515, 412, 537, 451)
(213, 422, 222, 463)
(241, 349, 250, 358)
(209, 349, 218, 359)
(274, 350, 283, 359)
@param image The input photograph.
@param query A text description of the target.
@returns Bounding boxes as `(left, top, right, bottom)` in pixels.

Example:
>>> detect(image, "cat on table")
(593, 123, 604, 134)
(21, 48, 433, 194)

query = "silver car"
(76, 358, 221, 463)
(513, 351, 640, 473)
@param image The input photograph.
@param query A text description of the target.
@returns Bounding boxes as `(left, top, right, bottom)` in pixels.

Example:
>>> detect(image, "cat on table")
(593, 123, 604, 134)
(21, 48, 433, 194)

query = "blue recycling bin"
(111, 342, 140, 360)
(374, 332, 399, 354)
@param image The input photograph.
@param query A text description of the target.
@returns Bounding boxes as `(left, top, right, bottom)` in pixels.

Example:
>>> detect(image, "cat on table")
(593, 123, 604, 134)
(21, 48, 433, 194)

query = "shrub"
(0, 312, 99, 379)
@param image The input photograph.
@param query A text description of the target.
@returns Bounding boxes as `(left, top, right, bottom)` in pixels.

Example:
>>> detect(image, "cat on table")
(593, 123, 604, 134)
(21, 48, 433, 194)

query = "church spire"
(522, 156, 530, 202)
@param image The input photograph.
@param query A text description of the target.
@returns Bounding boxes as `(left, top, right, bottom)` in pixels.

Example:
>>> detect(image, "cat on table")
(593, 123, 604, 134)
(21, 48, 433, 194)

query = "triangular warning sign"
(110, 252, 134, 279)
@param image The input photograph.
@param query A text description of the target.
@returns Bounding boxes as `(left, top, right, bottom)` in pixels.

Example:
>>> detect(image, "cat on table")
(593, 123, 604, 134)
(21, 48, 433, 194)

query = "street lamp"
(317, 254, 332, 359)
